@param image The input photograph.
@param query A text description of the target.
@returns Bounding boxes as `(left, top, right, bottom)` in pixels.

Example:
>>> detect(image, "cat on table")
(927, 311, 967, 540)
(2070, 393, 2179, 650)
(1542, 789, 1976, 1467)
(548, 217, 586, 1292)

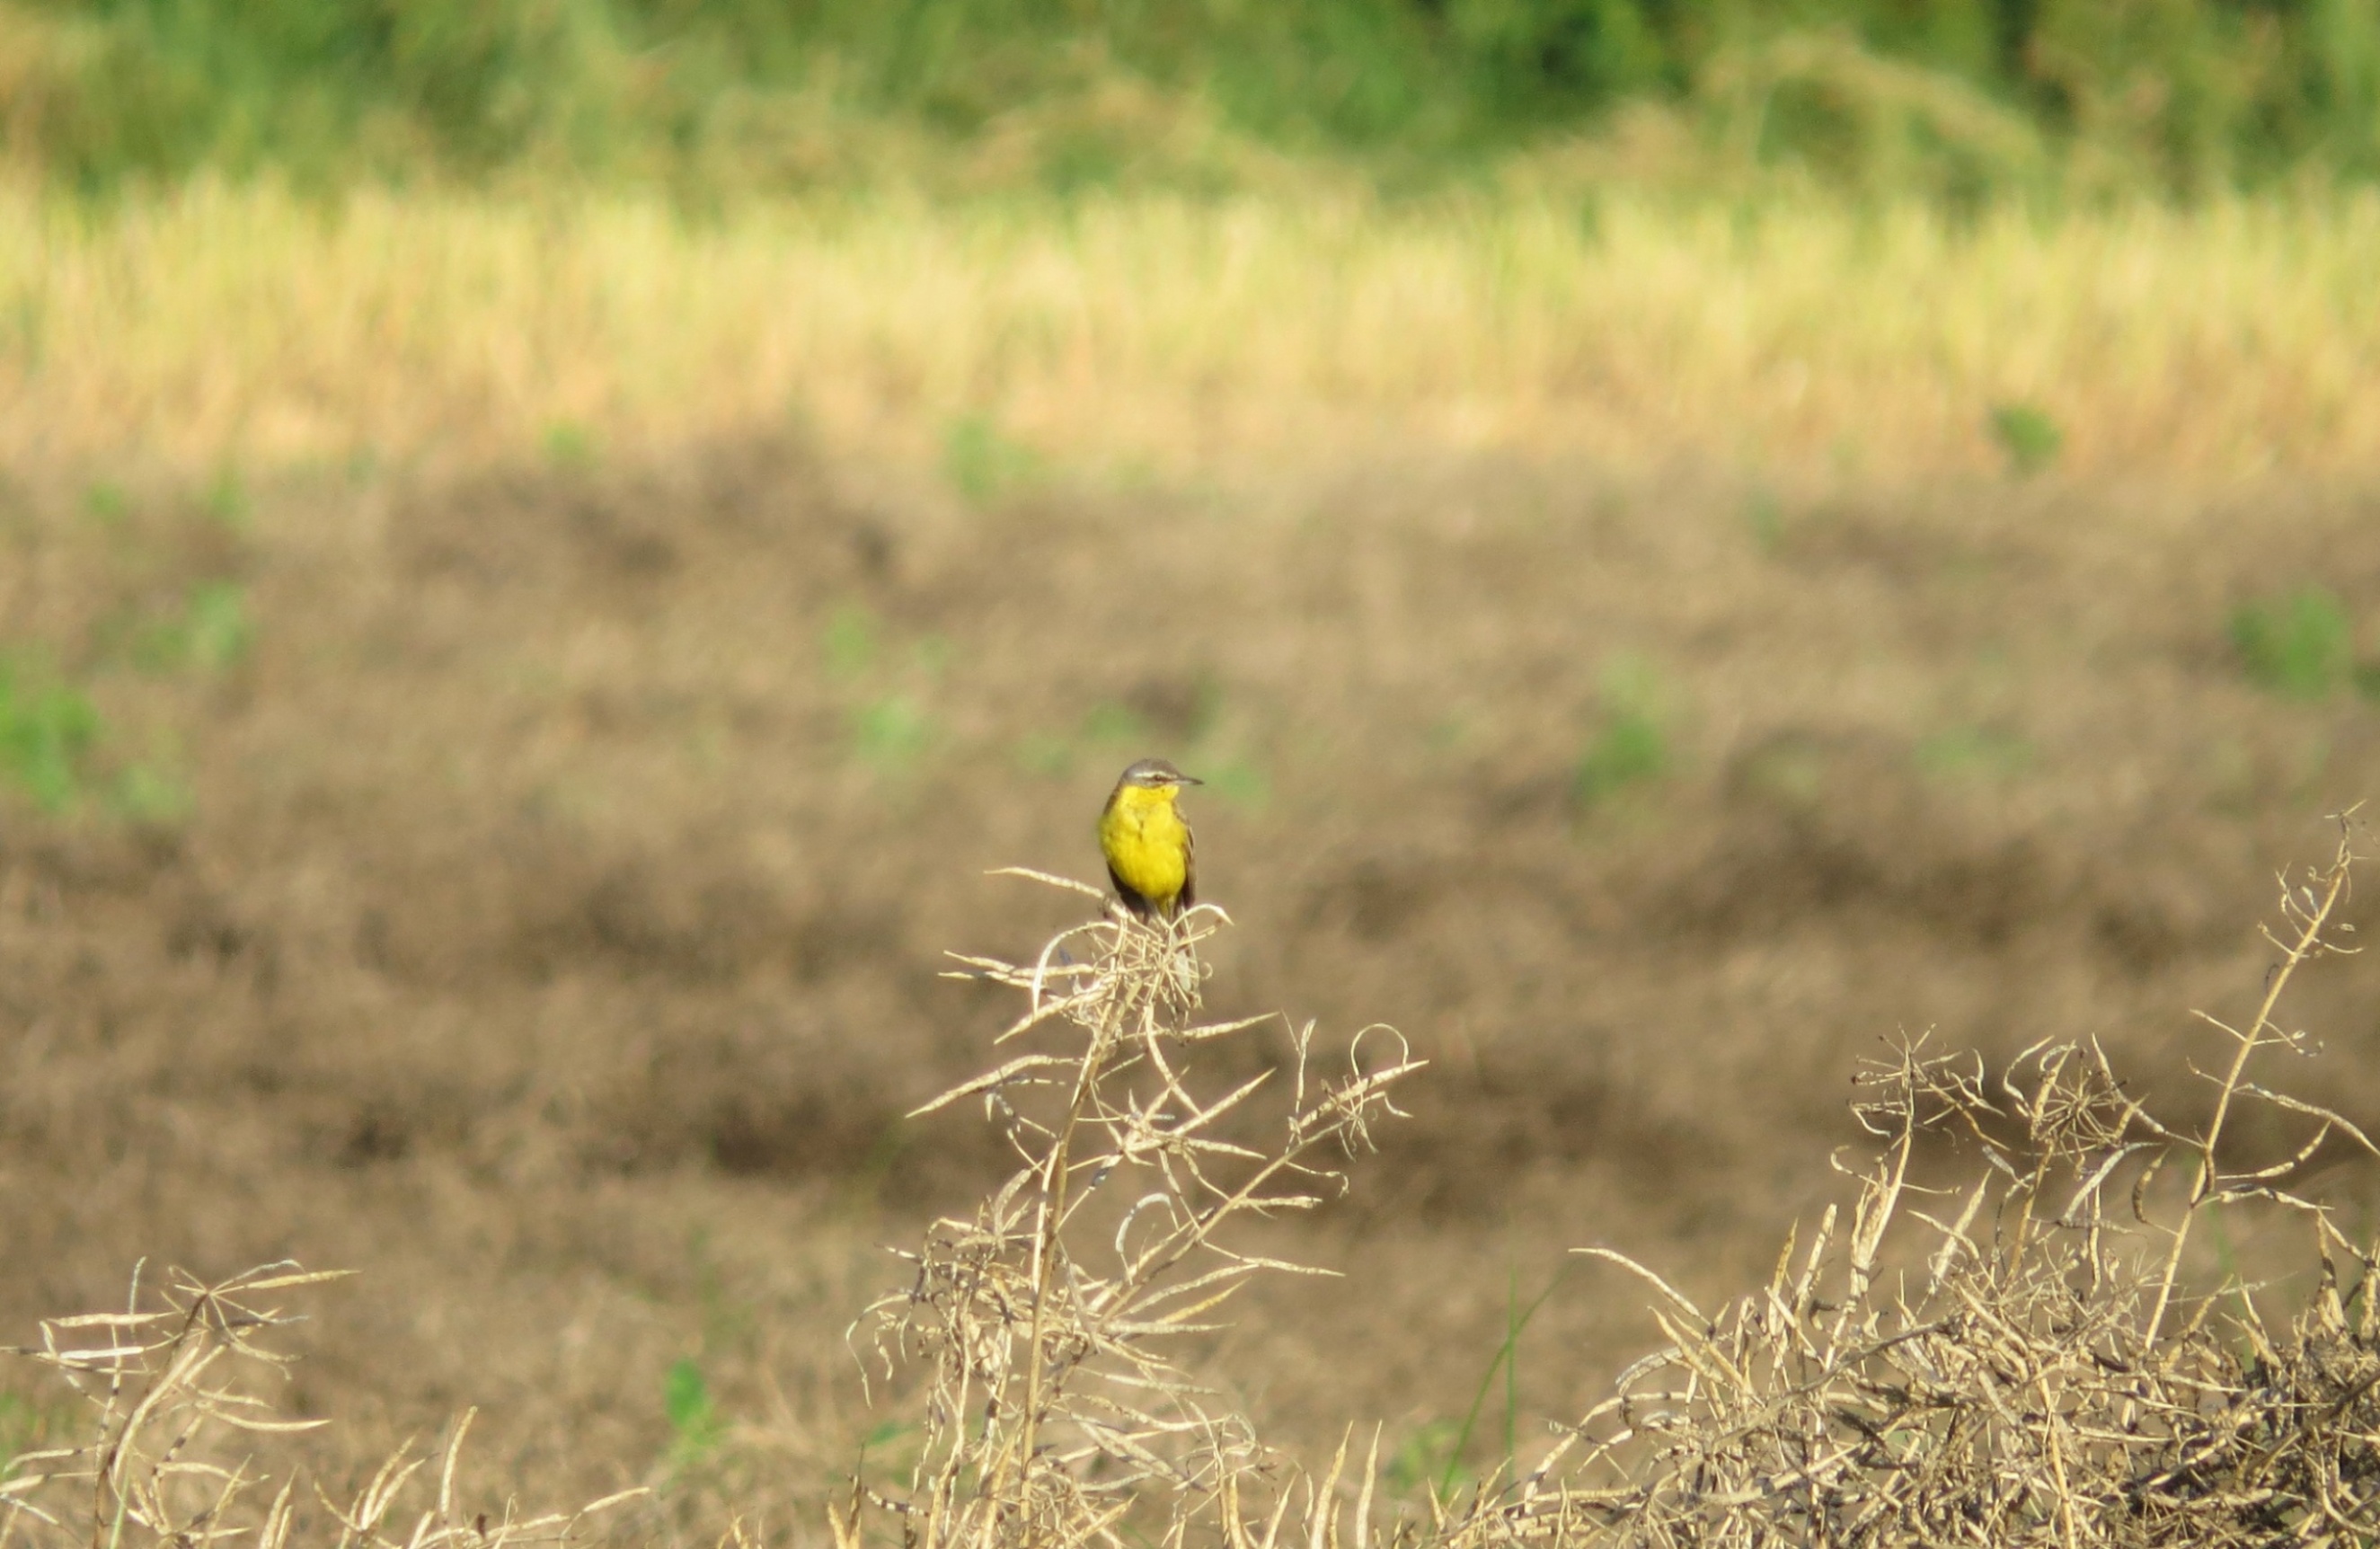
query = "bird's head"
(1115, 757, 1202, 805)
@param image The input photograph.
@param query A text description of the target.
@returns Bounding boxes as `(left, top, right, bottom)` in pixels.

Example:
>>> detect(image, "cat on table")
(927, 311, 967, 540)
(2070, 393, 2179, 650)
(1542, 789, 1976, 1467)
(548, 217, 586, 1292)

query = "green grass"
(1574, 656, 1671, 812)
(662, 1357, 723, 1467)
(1432, 1256, 1570, 1498)
(0, 657, 103, 813)
(1916, 723, 2032, 781)
(131, 583, 254, 674)
(1575, 714, 1668, 810)
(1987, 403, 2063, 476)
(0, 657, 202, 824)
(14, 0, 2380, 199)
(541, 420, 599, 469)
(822, 604, 880, 681)
(1383, 1419, 1462, 1499)
(84, 482, 131, 524)
(4, 563, 247, 821)
(111, 763, 195, 825)
(851, 695, 935, 772)
(941, 413, 1045, 507)
(2229, 588, 2360, 701)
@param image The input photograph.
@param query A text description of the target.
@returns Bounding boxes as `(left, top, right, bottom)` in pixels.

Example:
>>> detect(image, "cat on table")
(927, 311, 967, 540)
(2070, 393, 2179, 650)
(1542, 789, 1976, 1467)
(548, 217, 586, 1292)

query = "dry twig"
(848, 877, 1422, 1549)
(1427, 816, 2380, 1547)
(0, 1262, 643, 1549)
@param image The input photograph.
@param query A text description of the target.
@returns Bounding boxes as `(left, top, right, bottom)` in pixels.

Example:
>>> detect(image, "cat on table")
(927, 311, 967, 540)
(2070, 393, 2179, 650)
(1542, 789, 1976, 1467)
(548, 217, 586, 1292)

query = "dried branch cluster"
(844, 871, 1422, 1549)
(0, 1262, 640, 1549)
(1431, 824, 2380, 1547)
(852, 835, 2380, 1549)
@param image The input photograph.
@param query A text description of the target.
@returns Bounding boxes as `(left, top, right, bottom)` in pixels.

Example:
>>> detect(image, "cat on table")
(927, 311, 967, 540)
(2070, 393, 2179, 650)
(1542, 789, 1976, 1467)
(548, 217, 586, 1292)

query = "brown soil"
(3, 438, 2377, 1535)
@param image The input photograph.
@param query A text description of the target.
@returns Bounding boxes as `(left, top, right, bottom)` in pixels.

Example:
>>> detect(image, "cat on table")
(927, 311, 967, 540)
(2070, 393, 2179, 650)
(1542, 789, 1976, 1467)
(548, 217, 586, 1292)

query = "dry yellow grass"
(5, 180, 2380, 481)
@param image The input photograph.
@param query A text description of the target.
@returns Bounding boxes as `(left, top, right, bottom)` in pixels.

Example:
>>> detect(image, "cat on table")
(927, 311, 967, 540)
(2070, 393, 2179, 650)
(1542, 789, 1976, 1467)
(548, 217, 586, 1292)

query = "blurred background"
(4, 0, 2380, 1538)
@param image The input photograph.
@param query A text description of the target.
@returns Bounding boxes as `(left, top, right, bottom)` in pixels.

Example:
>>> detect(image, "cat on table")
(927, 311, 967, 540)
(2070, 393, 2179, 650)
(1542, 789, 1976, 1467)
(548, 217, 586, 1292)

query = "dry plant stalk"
(843, 871, 1421, 1549)
(1420, 817, 2380, 1547)
(0, 1261, 642, 1549)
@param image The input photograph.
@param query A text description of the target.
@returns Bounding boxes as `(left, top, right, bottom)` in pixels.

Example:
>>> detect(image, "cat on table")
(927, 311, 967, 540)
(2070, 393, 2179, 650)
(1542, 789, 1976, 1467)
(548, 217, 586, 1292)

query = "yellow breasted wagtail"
(1098, 758, 1202, 920)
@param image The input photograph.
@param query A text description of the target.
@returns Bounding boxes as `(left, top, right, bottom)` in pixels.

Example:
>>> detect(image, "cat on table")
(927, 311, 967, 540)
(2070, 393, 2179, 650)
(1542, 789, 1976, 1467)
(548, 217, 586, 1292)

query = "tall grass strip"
(8, 184, 2380, 479)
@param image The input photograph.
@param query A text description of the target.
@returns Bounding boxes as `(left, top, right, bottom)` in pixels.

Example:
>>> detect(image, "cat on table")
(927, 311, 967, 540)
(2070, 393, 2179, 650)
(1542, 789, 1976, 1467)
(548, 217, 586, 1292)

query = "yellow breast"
(1100, 785, 1190, 907)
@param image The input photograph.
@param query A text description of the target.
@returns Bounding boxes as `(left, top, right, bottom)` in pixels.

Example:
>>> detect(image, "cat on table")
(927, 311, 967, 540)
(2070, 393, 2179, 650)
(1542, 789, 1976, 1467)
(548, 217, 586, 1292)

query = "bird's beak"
(1179, 774, 1205, 786)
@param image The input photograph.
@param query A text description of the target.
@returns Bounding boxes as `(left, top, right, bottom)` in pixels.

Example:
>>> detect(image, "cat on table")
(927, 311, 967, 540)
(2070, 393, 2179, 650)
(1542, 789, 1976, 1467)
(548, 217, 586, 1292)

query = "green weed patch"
(2230, 588, 2362, 701)
(0, 659, 102, 813)
(1574, 656, 1670, 812)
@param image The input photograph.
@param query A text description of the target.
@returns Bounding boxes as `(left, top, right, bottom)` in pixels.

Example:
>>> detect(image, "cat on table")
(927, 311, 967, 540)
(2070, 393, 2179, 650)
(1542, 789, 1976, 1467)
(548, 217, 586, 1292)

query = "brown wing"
(1176, 816, 1196, 914)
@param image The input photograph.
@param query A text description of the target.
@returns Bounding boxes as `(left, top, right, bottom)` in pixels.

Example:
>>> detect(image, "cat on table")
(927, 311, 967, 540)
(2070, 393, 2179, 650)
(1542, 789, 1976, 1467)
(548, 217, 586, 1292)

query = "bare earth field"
(3, 437, 2378, 1537)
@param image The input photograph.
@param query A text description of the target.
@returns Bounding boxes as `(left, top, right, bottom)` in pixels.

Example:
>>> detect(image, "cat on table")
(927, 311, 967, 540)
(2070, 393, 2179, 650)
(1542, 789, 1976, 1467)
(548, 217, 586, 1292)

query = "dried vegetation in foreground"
(0, 1261, 644, 1549)
(6, 827, 2378, 1547)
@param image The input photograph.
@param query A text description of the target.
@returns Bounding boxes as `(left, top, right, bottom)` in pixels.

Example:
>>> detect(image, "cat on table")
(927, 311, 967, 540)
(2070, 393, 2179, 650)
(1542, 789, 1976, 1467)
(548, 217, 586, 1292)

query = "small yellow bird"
(1097, 758, 1203, 920)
